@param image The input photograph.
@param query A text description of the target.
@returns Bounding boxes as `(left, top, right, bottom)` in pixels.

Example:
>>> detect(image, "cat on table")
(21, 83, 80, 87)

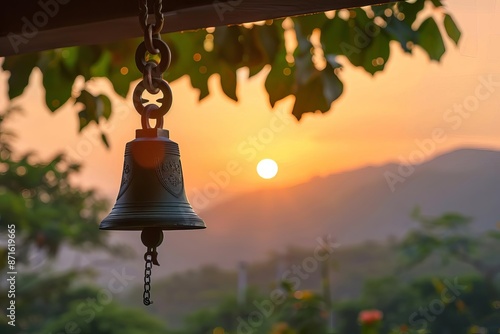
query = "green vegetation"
(2, 1, 460, 147)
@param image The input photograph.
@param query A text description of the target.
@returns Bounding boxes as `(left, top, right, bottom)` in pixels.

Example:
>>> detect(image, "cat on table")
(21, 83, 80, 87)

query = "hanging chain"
(134, 0, 173, 130)
(139, 0, 164, 37)
(143, 247, 159, 306)
(143, 250, 153, 305)
(141, 228, 162, 306)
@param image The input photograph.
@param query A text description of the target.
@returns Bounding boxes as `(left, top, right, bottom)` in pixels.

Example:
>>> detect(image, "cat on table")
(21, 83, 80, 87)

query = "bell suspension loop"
(134, 0, 172, 132)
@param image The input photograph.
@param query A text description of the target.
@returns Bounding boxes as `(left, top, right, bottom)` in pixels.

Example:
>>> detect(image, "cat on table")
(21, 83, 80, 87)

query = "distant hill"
(100, 147, 500, 278)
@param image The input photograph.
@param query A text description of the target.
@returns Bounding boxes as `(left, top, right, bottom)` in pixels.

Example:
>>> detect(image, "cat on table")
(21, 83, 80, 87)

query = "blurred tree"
(0, 271, 95, 333)
(0, 110, 111, 270)
(335, 276, 497, 334)
(0, 111, 141, 333)
(1, 0, 460, 146)
(172, 282, 332, 334)
(399, 208, 500, 296)
(176, 289, 273, 334)
(273, 282, 330, 334)
(41, 301, 169, 334)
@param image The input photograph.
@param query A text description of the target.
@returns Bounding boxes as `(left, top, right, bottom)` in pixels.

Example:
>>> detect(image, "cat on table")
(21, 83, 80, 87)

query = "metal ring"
(135, 39, 171, 73)
(133, 80, 173, 118)
(141, 104, 164, 129)
(143, 62, 160, 94)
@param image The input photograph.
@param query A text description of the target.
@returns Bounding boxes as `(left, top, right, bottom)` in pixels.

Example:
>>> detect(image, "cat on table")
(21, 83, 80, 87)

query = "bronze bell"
(98, 3, 206, 305)
(99, 128, 205, 231)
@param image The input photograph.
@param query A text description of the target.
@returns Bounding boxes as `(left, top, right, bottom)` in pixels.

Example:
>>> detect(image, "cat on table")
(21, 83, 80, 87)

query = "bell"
(99, 127, 205, 231)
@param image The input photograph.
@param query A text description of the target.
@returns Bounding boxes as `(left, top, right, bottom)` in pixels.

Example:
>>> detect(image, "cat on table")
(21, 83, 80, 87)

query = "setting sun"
(257, 159, 279, 179)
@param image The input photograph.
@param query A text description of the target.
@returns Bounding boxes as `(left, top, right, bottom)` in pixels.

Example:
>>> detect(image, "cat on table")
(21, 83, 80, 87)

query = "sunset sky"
(1, 1, 499, 212)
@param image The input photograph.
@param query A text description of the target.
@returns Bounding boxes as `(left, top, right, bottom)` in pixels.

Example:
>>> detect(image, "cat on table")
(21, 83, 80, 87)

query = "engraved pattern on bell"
(156, 156, 183, 197)
(117, 158, 133, 200)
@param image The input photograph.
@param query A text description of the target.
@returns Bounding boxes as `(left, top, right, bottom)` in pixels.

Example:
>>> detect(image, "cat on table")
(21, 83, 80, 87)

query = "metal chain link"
(138, 0, 164, 36)
(134, 0, 173, 130)
(143, 248, 155, 305)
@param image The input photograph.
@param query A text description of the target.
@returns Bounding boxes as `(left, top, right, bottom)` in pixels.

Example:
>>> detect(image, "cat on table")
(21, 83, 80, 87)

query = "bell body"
(99, 128, 205, 231)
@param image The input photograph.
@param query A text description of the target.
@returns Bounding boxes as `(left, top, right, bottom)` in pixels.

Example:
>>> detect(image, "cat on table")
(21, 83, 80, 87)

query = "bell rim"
(99, 220, 207, 231)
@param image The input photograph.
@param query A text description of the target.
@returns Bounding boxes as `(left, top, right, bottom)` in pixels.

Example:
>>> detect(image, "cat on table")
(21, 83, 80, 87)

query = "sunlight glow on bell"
(257, 159, 278, 179)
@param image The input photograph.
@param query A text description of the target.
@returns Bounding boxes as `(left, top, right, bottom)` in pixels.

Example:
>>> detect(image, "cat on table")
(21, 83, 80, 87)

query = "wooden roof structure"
(0, 0, 394, 56)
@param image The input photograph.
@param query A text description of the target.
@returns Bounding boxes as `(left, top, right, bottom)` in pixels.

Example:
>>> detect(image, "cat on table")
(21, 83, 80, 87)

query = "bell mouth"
(99, 224, 206, 231)
(99, 202, 206, 231)
(99, 218, 206, 231)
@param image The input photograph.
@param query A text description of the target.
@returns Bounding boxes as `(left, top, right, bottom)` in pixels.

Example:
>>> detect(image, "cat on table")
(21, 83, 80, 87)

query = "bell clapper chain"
(141, 228, 163, 305)
(136, 0, 170, 306)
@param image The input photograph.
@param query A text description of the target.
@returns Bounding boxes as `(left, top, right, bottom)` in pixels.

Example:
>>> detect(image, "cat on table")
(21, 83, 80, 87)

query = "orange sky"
(1, 1, 500, 211)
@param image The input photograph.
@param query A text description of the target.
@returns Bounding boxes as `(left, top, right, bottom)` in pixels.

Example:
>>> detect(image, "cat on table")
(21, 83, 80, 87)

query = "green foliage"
(399, 208, 500, 288)
(444, 14, 461, 45)
(417, 17, 446, 61)
(0, 112, 110, 267)
(172, 283, 331, 334)
(76, 89, 112, 147)
(0, 271, 94, 333)
(0, 270, 169, 334)
(273, 282, 331, 334)
(335, 276, 498, 334)
(1, 0, 461, 146)
(41, 302, 169, 334)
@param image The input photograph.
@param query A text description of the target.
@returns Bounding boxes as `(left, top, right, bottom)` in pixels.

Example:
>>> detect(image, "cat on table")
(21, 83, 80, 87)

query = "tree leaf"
(246, 23, 282, 75)
(264, 49, 295, 107)
(101, 132, 110, 149)
(292, 63, 343, 120)
(417, 17, 446, 61)
(60, 47, 79, 71)
(75, 90, 112, 131)
(321, 15, 351, 57)
(321, 62, 344, 106)
(384, 17, 418, 53)
(322, 9, 388, 71)
(214, 26, 244, 65)
(90, 50, 112, 77)
(219, 64, 238, 102)
(167, 30, 219, 101)
(444, 14, 461, 45)
(107, 39, 141, 97)
(189, 72, 211, 101)
(292, 72, 330, 121)
(39, 51, 76, 111)
(75, 46, 103, 80)
(294, 13, 328, 37)
(360, 30, 391, 75)
(248, 64, 266, 78)
(294, 39, 315, 86)
(396, 0, 425, 25)
(372, 3, 393, 17)
(2, 53, 39, 100)
(292, 72, 329, 120)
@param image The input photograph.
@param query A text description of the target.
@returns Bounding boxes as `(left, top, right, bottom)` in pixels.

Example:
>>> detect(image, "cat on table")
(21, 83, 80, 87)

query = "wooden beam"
(0, 0, 395, 57)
